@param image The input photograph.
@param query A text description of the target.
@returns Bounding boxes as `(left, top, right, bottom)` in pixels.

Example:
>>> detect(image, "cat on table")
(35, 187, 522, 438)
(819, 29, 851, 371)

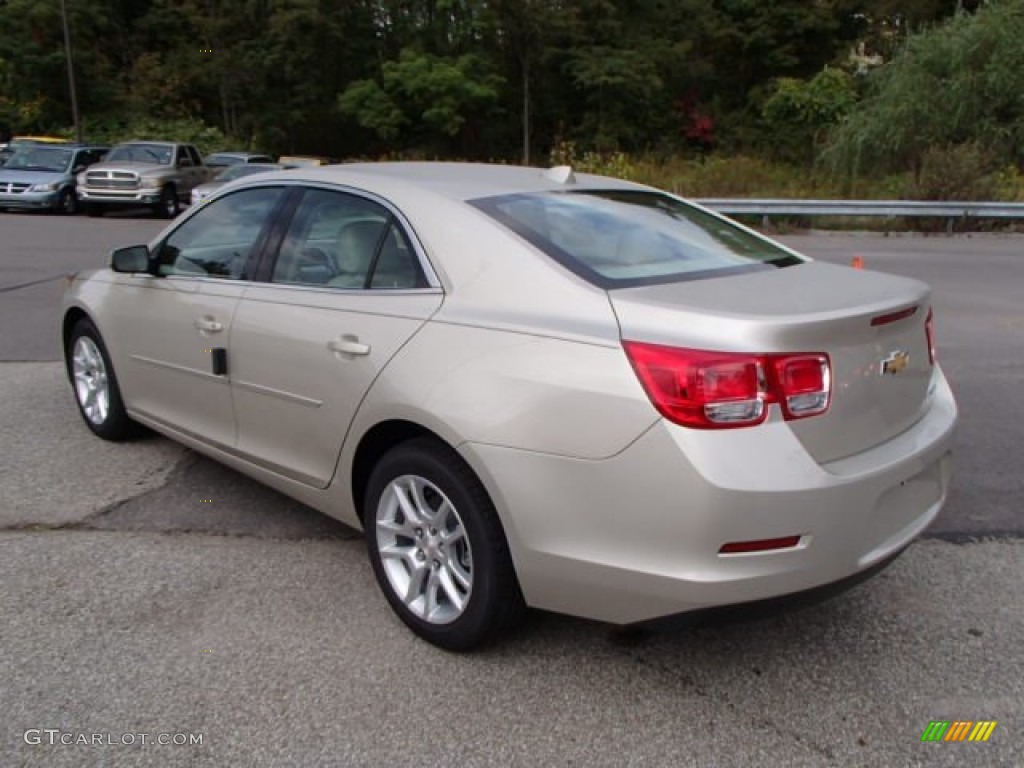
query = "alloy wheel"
(375, 474, 474, 624)
(72, 336, 110, 425)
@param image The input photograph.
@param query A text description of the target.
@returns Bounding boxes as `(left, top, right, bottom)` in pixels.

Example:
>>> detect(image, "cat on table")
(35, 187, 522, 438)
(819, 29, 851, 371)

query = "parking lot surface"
(0, 212, 1020, 766)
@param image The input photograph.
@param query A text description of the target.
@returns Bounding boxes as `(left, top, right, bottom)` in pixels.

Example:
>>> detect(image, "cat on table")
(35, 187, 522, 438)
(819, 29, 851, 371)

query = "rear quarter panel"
(342, 191, 659, 461)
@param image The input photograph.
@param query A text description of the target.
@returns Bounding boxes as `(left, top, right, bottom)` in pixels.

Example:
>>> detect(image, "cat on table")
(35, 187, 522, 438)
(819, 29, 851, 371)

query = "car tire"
(84, 204, 104, 218)
(66, 318, 139, 441)
(364, 437, 525, 651)
(155, 186, 179, 219)
(57, 188, 77, 215)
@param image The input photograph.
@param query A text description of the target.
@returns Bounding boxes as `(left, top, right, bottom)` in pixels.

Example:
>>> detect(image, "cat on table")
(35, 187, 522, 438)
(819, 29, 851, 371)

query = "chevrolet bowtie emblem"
(881, 350, 910, 376)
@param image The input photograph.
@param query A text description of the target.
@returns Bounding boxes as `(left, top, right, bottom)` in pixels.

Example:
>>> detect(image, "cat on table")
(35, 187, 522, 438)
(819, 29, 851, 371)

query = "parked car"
(0, 136, 72, 166)
(190, 163, 285, 206)
(0, 144, 108, 214)
(205, 151, 275, 168)
(76, 141, 216, 218)
(59, 162, 957, 650)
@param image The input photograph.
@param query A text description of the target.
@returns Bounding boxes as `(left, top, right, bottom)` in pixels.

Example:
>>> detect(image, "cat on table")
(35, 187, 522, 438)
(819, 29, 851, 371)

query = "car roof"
(250, 161, 641, 203)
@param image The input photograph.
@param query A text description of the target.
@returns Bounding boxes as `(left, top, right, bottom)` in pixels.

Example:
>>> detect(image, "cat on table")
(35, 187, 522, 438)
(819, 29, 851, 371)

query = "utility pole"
(59, 0, 82, 142)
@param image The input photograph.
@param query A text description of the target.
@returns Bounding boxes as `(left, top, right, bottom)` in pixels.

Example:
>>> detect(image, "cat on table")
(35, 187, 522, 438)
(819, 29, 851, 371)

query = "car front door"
(229, 186, 443, 487)
(103, 185, 287, 447)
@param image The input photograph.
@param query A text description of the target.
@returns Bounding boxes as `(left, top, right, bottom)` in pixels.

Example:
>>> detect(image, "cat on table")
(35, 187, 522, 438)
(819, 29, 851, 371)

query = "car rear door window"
(270, 188, 426, 289)
(153, 187, 284, 279)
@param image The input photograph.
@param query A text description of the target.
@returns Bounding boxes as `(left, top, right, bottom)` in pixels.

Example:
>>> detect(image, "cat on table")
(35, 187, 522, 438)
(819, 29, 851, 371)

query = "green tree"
(762, 67, 858, 164)
(339, 48, 504, 154)
(484, 0, 574, 163)
(827, 0, 1024, 179)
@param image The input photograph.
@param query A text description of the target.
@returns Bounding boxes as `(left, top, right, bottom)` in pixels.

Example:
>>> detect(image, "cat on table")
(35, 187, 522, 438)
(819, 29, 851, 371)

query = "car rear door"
(228, 185, 442, 488)
(104, 186, 288, 447)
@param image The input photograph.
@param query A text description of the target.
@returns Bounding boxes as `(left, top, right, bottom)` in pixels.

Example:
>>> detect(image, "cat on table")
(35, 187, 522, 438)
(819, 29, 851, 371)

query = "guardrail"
(694, 198, 1024, 231)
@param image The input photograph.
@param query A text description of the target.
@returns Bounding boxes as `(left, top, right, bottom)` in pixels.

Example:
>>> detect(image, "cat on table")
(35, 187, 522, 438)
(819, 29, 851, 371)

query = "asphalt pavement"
(0, 211, 1021, 766)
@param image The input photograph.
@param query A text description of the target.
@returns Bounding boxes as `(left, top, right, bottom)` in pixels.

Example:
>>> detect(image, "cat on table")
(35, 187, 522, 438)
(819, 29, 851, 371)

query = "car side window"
(271, 188, 424, 289)
(153, 187, 284, 279)
(187, 146, 201, 166)
(369, 222, 427, 289)
(177, 148, 194, 167)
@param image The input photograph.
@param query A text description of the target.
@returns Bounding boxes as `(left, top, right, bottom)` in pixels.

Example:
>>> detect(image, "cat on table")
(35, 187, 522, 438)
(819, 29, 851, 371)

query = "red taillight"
(623, 342, 831, 430)
(773, 355, 830, 419)
(925, 307, 936, 365)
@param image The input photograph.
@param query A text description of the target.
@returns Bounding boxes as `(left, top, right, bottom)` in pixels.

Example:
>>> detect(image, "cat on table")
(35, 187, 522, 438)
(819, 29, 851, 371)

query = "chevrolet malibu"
(60, 163, 957, 650)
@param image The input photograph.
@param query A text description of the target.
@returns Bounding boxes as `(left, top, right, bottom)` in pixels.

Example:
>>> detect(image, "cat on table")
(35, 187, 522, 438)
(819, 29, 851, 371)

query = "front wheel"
(364, 438, 524, 651)
(66, 318, 139, 440)
(154, 186, 179, 219)
(57, 188, 78, 215)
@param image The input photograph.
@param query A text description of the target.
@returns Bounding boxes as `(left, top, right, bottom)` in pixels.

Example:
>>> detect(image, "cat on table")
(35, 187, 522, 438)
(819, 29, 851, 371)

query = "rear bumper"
(635, 544, 907, 632)
(461, 368, 956, 625)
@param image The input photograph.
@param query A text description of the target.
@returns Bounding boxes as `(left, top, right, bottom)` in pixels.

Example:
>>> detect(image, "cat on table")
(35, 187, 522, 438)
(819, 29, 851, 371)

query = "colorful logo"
(921, 721, 997, 742)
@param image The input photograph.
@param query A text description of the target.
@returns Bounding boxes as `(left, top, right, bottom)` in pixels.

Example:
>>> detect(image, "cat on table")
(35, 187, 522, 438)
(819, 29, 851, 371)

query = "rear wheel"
(66, 318, 139, 441)
(364, 437, 524, 651)
(154, 186, 179, 219)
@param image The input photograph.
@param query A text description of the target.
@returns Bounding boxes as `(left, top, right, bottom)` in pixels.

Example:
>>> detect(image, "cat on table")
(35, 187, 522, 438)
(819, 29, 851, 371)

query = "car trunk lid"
(610, 261, 934, 462)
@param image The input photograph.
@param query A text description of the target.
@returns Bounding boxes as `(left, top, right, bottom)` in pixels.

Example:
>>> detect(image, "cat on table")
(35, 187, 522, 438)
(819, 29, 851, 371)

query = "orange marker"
(851, 255, 864, 269)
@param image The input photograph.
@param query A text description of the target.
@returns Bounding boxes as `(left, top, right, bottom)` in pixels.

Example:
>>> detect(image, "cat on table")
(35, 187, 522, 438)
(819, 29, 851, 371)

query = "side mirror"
(72, 165, 86, 174)
(110, 245, 153, 274)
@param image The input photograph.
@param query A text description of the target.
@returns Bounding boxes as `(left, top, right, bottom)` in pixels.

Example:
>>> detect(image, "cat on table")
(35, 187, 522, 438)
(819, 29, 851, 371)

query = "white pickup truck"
(76, 141, 216, 218)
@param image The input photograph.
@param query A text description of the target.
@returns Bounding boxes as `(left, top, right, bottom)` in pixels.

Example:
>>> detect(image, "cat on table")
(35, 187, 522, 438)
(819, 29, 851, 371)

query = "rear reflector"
(871, 306, 918, 327)
(719, 536, 802, 554)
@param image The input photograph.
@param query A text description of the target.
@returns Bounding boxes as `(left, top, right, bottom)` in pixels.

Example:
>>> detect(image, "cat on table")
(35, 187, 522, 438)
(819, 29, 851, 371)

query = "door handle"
(195, 316, 223, 334)
(328, 337, 370, 356)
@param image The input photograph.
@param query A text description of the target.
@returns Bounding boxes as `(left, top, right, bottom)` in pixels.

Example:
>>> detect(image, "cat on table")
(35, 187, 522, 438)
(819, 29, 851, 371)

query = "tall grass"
(548, 141, 1024, 202)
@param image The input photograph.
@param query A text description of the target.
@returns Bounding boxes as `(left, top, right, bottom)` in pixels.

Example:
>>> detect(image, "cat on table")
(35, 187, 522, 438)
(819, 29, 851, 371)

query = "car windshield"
(3, 147, 73, 172)
(106, 143, 174, 165)
(471, 189, 805, 288)
(215, 164, 279, 181)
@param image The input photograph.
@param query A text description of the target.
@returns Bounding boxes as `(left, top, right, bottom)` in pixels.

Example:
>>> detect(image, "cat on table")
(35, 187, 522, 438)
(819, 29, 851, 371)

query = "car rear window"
(470, 190, 804, 288)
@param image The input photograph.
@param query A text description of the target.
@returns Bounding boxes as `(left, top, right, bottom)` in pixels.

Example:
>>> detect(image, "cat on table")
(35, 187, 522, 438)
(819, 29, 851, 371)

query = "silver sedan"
(59, 163, 957, 650)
